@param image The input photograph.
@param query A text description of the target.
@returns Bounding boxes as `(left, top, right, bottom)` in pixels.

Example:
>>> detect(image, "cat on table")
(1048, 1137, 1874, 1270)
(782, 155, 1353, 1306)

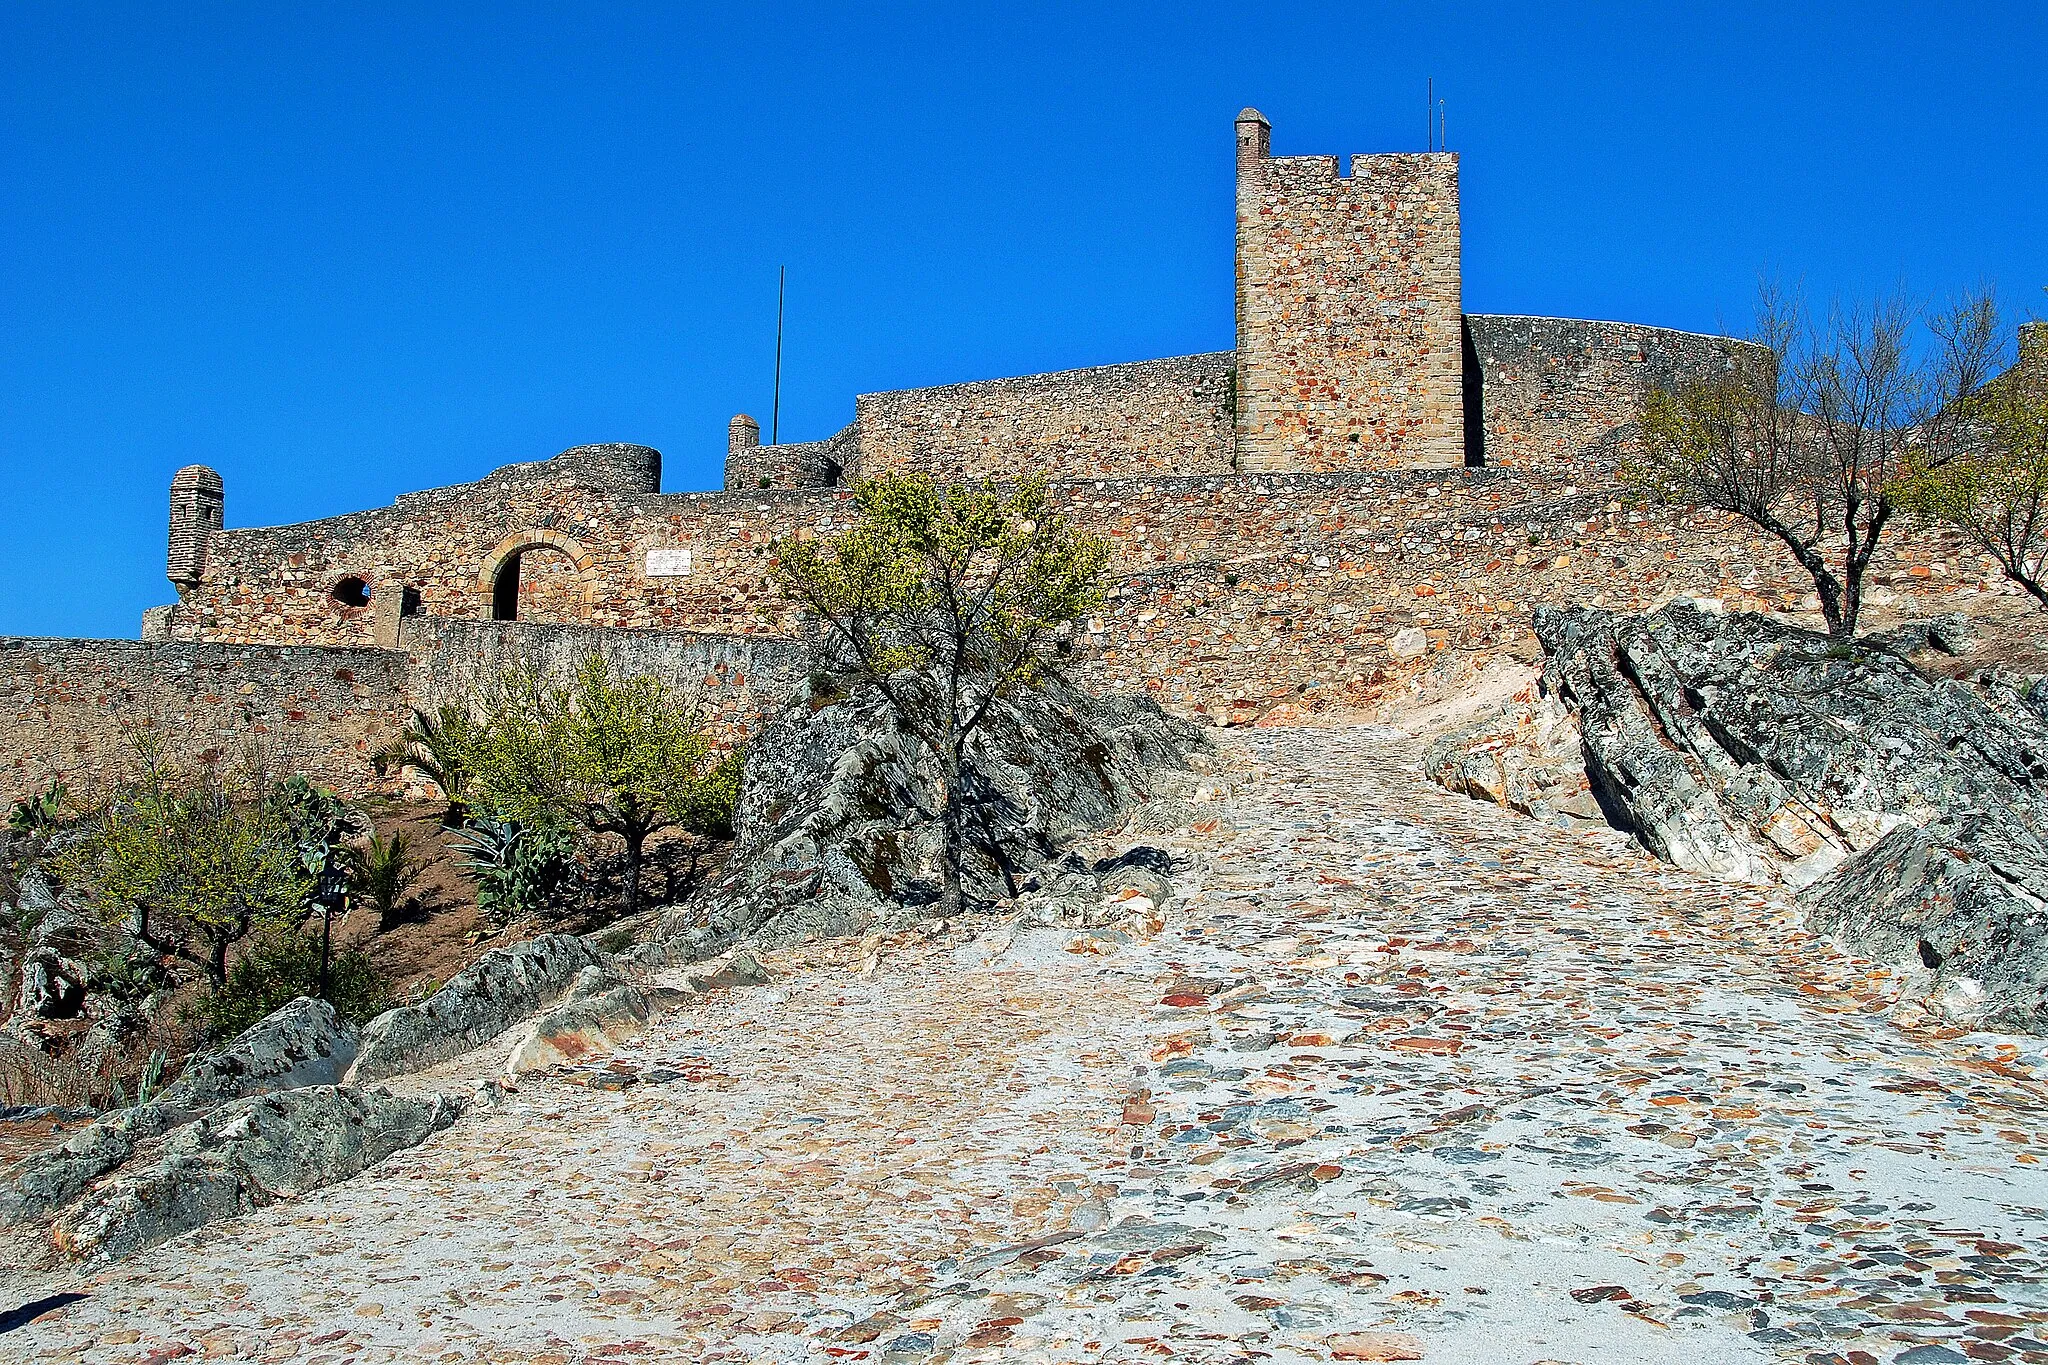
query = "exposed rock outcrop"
(51, 1084, 463, 1265)
(345, 933, 606, 1083)
(2, 995, 361, 1224)
(658, 670, 1207, 954)
(1430, 601, 2048, 1031)
(1534, 603, 2048, 891)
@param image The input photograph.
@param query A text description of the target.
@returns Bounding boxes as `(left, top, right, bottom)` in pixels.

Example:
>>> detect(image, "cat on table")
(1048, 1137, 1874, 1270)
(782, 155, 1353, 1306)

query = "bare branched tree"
(1897, 307, 2048, 608)
(1635, 281, 1999, 637)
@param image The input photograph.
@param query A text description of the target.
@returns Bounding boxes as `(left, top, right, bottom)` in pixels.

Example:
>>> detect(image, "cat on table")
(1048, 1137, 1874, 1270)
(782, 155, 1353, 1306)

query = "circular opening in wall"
(330, 576, 371, 608)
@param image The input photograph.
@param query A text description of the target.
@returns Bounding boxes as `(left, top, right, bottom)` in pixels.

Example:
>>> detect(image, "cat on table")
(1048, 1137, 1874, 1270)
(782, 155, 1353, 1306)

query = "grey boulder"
(347, 932, 607, 1083)
(1799, 815, 2048, 1033)
(51, 1084, 464, 1265)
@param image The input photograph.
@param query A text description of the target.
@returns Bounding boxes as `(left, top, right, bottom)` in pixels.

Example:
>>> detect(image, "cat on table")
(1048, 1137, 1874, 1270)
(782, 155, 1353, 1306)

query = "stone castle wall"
(849, 353, 1237, 482)
(156, 457, 2005, 706)
(1463, 316, 1750, 476)
(0, 637, 414, 800)
(1234, 110, 1464, 473)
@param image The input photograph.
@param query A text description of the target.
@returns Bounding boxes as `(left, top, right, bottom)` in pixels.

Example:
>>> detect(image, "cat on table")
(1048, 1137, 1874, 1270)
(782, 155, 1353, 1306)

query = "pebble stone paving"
(4, 726, 2045, 1365)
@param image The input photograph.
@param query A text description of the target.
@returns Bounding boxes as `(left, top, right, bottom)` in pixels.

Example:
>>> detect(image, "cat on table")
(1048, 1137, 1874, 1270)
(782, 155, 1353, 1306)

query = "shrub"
(465, 655, 721, 915)
(678, 748, 743, 842)
(196, 930, 389, 1041)
(343, 829, 429, 931)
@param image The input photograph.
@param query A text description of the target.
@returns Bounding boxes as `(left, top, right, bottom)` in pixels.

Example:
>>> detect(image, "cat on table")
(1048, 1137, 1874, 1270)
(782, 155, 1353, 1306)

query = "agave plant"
(7, 781, 68, 835)
(447, 817, 573, 929)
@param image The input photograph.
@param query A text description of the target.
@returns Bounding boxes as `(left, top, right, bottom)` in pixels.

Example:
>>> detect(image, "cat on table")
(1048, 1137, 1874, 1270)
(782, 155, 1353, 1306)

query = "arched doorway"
(477, 530, 597, 623)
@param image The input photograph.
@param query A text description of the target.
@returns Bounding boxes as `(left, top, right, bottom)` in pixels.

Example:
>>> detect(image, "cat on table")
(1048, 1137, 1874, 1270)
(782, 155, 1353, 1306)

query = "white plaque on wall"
(644, 547, 693, 577)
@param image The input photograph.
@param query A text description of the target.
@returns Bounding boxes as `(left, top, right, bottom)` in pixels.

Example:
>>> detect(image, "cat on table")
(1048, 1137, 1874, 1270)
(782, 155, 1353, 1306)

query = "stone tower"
(167, 464, 224, 588)
(1233, 108, 1464, 471)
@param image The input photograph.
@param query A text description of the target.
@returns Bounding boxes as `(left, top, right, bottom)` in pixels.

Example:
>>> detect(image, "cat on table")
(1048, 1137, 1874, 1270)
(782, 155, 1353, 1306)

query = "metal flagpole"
(772, 266, 785, 447)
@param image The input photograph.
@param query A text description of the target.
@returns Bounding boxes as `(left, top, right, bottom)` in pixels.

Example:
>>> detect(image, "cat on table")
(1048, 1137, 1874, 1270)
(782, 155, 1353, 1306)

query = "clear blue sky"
(3, 2, 2041, 639)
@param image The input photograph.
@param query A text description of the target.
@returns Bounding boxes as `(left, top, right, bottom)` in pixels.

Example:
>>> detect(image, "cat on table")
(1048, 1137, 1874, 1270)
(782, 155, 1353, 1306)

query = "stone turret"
(167, 464, 223, 588)
(2019, 322, 2047, 383)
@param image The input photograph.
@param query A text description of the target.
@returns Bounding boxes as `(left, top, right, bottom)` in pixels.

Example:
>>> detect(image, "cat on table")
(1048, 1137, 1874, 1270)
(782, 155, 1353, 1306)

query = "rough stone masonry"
(1, 110, 2034, 799)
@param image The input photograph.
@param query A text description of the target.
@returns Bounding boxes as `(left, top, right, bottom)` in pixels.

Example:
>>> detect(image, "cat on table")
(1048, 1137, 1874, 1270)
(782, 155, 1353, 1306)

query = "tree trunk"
(208, 934, 230, 993)
(939, 744, 965, 917)
(622, 827, 646, 917)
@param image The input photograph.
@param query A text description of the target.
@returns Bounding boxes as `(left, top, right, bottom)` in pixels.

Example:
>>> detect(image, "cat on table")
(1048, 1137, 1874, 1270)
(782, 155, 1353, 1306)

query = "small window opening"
(331, 576, 371, 608)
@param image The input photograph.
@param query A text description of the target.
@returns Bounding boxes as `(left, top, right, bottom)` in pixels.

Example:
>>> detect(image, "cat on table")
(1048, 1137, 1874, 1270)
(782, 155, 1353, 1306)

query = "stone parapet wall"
(0, 637, 413, 802)
(847, 353, 1236, 482)
(1464, 316, 1751, 476)
(399, 616, 806, 746)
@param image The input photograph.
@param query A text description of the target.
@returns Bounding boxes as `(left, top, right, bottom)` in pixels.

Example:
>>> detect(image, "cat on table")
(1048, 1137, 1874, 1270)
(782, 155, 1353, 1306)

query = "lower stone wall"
(399, 617, 807, 746)
(0, 638, 413, 802)
(1067, 477, 2008, 714)
(0, 622, 809, 804)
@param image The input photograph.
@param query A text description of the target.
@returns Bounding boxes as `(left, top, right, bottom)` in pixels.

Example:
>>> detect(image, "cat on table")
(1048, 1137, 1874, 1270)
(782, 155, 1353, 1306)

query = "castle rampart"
(1462, 316, 1750, 475)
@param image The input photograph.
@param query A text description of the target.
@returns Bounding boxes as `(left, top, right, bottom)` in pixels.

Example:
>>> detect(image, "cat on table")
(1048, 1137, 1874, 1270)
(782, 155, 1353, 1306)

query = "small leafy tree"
(1895, 318, 2048, 609)
(343, 830, 429, 931)
(1634, 281, 1998, 638)
(58, 767, 308, 992)
(465, 655, 719, 916)
(773, 473, 1109, 913)
(266, 775, 355, 998)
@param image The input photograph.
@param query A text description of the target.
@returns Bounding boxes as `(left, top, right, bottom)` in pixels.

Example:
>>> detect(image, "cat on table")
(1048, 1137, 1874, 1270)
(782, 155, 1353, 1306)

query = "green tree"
(1895, 318, 2048, 609)
(1634, 282, 1998, 638)
(465, 654, 722, 916)
(58, 767, 308, 992)
(772, 472, 1109, 913)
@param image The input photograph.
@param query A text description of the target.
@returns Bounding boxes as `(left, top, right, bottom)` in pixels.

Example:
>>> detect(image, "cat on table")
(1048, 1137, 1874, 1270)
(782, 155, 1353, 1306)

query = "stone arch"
(477, 529, 599, 622)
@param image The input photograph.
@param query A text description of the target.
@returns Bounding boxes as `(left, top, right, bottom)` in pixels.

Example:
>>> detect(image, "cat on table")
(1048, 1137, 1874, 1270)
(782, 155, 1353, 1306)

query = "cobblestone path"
(8, 727, 2046, 1365)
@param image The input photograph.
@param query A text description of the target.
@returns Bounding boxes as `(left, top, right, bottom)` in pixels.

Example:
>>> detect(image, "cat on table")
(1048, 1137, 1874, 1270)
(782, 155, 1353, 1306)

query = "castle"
(1, 112, 2010, 799)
